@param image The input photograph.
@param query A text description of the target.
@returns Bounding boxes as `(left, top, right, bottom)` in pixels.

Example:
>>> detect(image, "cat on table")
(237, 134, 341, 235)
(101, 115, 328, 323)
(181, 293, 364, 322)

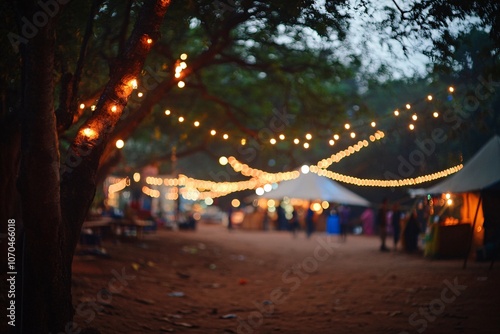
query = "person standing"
(404, 210, 421, 253)
(305, 205, 315, 238)
(289, 208, 299, 238)
(377, 198, 390, 251)
(338, 205, 350, 242)
(391, 202, 401, 250)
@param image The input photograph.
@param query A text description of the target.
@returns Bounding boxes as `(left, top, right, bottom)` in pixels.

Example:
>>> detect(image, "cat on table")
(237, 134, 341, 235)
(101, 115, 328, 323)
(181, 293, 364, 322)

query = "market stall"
(414, 136, 500, 263)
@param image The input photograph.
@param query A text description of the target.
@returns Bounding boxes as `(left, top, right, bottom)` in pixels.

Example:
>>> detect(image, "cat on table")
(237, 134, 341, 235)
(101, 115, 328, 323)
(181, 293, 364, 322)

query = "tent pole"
(463, 193, 482, 269)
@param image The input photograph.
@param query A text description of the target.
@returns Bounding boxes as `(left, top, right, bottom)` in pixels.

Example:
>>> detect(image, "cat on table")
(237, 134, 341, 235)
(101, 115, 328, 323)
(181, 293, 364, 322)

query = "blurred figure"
(305, 205, 315, 238)
(289, 208, 299, 238)
(361, 207, 374, 235)
(338, 205, 350, 242)
(404, 210, 421, 253)
(391, 202, 401, 251)
(227, 206, 233, 231)
(377, 198, 390, 251)
(276, 204, 288, 231)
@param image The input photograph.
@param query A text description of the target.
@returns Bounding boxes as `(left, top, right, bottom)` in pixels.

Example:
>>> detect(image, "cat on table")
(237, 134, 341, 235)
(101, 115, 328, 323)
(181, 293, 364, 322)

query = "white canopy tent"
(425, 135, 500, 194)
(258, 170, 371, 206)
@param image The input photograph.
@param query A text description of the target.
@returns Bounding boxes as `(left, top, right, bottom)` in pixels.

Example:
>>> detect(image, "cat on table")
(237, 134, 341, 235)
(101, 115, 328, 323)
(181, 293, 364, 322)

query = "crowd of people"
(270, 198, 424, 253)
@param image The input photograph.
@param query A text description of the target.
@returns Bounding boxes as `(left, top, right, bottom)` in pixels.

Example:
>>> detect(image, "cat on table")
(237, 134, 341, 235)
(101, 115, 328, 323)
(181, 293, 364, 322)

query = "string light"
(409, 124, 415, 130)
(329, 140, 335, 146)
(178, 81, 185, 88)
(311, 130, 384, 170)
(108, 177, 129, 194)
(79, 103, 85, 109)
(111, 105, 117, 112)
(344, 123, 350, 130)
(309, 164, 463, 187)
(433, 111, 439, 118)
(180, 53, 188, 60)
(448, 86, 455, 93)
(91, 105, 96, 111)
(427, 95, 433, 101)
(146, 38, 153, 44)
(406, 104, 411, 110)
(178, 116, 184, 122)
(223, 134, 229, 140)
(270, 138, 277, 145)
(165, 109, 171, 115)
(303, 143, 310, 149)
(133, 173, 141, 182)
(116, 139, 125, 149)
(210, 130, 216, 136)
(129, 79, 138, 89)
(148, 85, 459, 152)
(137, 92, 143, 98)
(219, 156, 228, 165)
(241, 138, 246, 145)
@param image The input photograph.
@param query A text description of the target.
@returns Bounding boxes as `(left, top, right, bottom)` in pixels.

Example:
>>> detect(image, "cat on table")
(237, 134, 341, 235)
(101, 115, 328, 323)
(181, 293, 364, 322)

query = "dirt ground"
(72, 224, 500, 334)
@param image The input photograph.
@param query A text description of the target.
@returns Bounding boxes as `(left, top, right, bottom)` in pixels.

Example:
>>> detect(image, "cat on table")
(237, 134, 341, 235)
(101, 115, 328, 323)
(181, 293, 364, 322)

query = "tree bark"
(16, 9, 68, 333)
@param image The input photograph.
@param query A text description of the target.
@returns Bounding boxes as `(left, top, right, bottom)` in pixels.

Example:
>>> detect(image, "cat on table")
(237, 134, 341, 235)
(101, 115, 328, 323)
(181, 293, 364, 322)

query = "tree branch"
(56, 0, 102, 133)
(60, 0, 170, 254)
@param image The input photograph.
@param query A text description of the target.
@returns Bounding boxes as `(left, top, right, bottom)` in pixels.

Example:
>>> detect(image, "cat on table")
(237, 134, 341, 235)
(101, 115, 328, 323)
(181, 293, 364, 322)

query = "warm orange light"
(82, 127, 96, 138)
(146, 38, 153, 44)
(111, 105, 117, 112)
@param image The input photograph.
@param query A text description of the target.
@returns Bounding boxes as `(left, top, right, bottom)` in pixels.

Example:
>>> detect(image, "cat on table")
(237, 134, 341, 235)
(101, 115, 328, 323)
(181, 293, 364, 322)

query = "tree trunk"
(15, 1, 170, 333)
(16, 12, 71, 333)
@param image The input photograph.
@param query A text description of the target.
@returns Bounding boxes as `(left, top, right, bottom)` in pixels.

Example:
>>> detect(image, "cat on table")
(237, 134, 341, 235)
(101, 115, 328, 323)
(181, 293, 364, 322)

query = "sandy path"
(72, 224, 500, 334)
